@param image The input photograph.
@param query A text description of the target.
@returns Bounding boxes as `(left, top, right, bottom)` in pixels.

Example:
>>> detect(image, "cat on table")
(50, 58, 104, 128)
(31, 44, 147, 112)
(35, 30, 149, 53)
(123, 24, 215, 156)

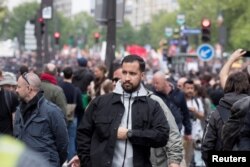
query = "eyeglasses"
(22, 72, 30, 85)
(112, 78, 120, 82)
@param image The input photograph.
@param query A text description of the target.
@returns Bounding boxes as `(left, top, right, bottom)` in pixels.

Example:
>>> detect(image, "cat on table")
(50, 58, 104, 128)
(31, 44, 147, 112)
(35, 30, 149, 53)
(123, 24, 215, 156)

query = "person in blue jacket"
(14, 72, 68, 167)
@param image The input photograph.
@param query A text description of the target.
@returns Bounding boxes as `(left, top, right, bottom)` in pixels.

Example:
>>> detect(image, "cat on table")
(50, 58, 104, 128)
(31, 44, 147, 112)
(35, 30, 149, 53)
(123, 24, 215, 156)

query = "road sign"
(25, 21, 37, 51)
(177, 14, 185, 26)
(197, 44, 214, 61)
(165, 27, 173, 37)
(182, 28, 201, 35)
(42, 6, 52, 19)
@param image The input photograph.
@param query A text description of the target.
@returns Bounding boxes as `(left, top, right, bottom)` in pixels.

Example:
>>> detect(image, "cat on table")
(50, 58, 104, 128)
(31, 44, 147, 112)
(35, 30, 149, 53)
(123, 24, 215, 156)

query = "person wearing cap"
(0, 72, 19, 135)
(0, 72, 17, 92)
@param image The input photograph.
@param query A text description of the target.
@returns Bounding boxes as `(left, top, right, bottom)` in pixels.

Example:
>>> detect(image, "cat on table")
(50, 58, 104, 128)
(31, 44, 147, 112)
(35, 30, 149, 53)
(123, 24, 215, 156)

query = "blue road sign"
(197, 44, 214, 61)
(182, 29, 201, 35)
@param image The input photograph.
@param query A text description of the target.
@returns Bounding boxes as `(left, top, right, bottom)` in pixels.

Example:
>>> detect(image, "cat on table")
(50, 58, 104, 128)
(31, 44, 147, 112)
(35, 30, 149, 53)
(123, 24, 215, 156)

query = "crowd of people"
(0, 48, 250, 167)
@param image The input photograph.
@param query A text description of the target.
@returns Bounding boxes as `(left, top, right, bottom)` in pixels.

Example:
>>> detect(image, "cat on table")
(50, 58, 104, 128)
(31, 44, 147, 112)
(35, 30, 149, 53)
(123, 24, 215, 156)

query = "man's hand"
(169, 163, 180, 167)
(228, 49, 245, 63)
(220, 48, 246, 88)
(117, 127, 128, 140)
(68, 155, 80, 167)
(188, 107, 197, 114)
(183, 135, 192, 141)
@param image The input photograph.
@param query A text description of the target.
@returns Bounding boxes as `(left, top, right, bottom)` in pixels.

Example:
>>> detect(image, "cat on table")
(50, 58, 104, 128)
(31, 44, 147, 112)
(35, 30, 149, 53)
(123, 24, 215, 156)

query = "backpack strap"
(194, 97, 200, 111)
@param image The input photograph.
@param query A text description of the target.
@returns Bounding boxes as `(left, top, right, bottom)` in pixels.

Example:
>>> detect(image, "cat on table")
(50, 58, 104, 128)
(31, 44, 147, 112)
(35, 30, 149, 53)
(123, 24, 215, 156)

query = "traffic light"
(201, 18, 211, 42)
(38, 17, 45, 35)
(54, 32, 60, 45)
(94, 32, 100, 43)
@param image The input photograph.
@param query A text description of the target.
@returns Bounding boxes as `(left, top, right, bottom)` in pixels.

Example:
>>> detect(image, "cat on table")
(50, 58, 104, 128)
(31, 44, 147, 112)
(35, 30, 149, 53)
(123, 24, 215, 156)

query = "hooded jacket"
(231, 96, 250, 151)
(77, 81, 169, 167)
(148, 92, 183, 167)
(201, 92, 248, 165)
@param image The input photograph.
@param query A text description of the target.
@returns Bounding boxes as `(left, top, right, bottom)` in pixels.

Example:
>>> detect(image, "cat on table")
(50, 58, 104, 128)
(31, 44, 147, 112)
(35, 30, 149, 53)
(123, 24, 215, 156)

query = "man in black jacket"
(77, 55, 169, 167)
(152, 71, 192, 136)
(72, 57, 94, 125)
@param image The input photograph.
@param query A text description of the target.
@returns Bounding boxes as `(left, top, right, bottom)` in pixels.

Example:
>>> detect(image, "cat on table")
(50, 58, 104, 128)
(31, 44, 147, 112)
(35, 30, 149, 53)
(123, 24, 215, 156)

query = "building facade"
(125, 0, 179, 29)
(53, 0, 72, 17)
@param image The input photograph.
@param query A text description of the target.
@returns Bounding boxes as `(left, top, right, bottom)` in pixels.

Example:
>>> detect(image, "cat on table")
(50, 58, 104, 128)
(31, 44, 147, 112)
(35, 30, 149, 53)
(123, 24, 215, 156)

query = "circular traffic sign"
(197, 44, 214, 61)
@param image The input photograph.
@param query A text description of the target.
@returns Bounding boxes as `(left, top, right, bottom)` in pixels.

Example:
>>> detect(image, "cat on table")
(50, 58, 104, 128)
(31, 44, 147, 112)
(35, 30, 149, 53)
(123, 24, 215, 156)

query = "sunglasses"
(22, 72, 30, 85)
(112, 78, 120, 82)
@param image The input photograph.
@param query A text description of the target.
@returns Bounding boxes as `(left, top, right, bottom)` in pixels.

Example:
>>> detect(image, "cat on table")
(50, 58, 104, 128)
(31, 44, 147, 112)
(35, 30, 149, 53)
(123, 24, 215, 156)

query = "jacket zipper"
(122, 94, 132, 167)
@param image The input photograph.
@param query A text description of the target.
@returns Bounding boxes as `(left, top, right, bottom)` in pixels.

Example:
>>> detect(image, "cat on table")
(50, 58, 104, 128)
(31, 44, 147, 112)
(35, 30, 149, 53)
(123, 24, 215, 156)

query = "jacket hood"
(113, 81, 149, 98)
(219, 92, 248, 109)
(232, 96, 250, 115)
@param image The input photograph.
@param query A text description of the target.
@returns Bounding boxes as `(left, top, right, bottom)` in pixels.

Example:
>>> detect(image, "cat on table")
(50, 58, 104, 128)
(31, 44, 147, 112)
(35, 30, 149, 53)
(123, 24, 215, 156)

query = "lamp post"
(105, 0, 116, 79)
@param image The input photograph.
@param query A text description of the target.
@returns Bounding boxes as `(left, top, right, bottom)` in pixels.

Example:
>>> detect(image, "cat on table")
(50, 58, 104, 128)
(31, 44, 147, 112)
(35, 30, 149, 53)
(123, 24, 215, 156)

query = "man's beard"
(16, 93, 26, 103)
(122, 82, 140, 93)
(186, 92, 194, 98)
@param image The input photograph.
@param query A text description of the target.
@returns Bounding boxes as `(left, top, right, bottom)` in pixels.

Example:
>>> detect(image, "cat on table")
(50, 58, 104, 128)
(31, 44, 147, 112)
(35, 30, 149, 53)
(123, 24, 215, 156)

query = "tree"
(4, 2, 39, 45)
(116, 20, 136, 47)
(0, 0, 7, 37)
(177, 0, 250, 50)
(149, 11, 178, 49)
(135, 23, 151, 46)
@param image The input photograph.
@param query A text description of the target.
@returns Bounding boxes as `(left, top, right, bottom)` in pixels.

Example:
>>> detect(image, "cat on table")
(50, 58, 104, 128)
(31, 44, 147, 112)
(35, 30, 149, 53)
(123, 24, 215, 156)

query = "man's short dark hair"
(184, 79, 194, 86)
(77, 57, 88, 67)
(63, 67, 73, 79)
(224, 71, 249, 94)
(112, 59, 122, 72)
(19, 65, 29, 75)
(121, 55, 145, 72)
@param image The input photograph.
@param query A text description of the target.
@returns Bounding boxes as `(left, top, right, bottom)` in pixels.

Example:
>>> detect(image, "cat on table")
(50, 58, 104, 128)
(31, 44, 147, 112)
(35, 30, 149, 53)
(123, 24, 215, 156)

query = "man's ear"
(141, 72, 145, 79)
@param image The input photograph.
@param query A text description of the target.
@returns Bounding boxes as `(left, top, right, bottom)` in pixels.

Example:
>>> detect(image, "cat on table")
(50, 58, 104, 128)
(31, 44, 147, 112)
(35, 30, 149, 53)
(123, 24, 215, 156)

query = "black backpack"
(220, 103, 246, 151)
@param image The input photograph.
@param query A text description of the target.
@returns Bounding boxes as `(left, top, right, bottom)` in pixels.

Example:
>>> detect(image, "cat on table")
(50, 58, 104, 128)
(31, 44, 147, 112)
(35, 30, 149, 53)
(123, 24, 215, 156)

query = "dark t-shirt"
(0, 90, 19, 135)
(59, 81, 83, 120)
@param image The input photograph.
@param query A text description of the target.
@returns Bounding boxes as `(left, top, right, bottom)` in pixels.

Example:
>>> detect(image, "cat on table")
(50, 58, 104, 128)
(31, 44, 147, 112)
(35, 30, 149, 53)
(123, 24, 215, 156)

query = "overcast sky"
(7, 0, 91, 14)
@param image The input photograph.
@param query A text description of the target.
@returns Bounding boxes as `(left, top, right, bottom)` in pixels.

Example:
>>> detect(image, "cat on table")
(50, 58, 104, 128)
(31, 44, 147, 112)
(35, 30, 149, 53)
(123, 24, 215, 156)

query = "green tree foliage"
(134, 23, 151, 46)
(220, 0, 250, 49)
(3, 1, 250, 52)
(5, 2, 39, 45)
(116, 20, 136, 47)
(59, 12, 100, 48)
(177, 0, 250, 50)
(149, 11, 178, 48)
(0, 0, 7, 36)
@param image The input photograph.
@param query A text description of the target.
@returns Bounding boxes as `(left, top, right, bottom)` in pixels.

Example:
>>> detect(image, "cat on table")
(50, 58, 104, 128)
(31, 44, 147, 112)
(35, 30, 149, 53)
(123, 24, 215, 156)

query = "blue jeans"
(67, 118, 77, 161)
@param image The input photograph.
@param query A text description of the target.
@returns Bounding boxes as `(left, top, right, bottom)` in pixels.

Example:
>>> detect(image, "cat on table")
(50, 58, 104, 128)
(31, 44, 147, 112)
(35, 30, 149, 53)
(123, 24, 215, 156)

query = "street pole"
(105, 0, 116, 79)
(41, 0, 53, 64)
(35, 9, 43, 70)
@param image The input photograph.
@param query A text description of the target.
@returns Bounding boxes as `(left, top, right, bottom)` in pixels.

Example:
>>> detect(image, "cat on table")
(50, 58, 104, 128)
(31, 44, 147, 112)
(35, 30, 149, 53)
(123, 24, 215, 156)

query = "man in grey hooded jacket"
(70, 61, 182, 167)
(77, 55, 169, 167)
